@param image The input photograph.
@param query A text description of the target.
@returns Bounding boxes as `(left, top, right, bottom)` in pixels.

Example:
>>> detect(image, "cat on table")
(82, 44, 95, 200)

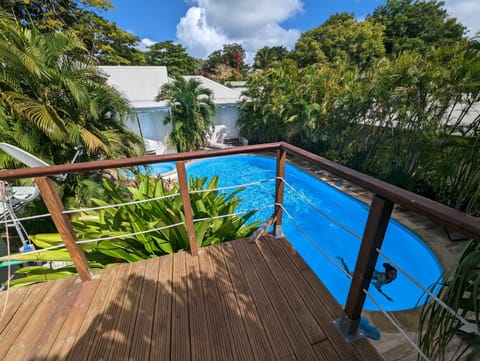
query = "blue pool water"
(145, 162, 176, 175)
(187, 154, 443, 311)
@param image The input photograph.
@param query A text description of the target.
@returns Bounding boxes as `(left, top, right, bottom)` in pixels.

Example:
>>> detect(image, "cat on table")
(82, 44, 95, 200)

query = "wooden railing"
(1, 142, 479, 340)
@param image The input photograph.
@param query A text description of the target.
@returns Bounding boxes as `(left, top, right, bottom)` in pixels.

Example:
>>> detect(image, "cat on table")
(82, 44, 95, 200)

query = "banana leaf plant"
(1, 174, 260, 288)
(418, 240, 480, 361)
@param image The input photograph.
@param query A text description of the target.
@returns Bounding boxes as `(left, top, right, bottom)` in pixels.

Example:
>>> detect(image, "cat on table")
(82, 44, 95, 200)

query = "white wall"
(126, 109, 176, 154)
(213, 104, 240, 137)
(125, 103, 241, 152)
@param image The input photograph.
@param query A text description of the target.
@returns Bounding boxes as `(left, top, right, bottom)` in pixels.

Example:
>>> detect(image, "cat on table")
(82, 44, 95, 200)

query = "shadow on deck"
(0, 236, 383, 361)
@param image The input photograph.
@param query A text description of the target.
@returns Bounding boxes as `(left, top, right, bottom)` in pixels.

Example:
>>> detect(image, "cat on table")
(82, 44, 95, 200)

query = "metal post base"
(333, 312, 364, 343)
(273, 225, 284, 238)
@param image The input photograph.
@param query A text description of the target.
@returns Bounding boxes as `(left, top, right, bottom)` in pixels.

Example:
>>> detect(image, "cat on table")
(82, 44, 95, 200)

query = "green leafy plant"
(1, 174, 260, 288)
(418, 240, 480, 361)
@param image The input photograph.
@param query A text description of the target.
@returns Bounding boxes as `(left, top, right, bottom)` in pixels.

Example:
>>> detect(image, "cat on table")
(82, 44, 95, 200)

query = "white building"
(98, 66, 243, 154)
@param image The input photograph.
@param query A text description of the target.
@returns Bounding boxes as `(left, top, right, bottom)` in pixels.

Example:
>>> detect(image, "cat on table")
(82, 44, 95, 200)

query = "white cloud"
(444, 0, 480, 36)
(177, 7, 228, 59)
(176, 0, 302, 62)
(138, 38, 156, 51)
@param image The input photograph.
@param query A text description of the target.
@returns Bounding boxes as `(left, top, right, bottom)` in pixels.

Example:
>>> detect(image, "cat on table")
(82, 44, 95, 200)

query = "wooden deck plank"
(263, 236, 363, 361)
(171, 251, 191, 361)
(2, 277, 73, 361)
(186, 249, 212, 361)
(109, 259, 148, 360)
(0, 237, 387, 361)
(45, 278, 101, 360)
(207, 244, 255, 361)
(0, 281, 58, 359)
(221, 241, 276, 361)
(231, 239, 302, 360)
(85, 262, 134, 360)
(231, 238, 292, 360)
(66, 264, 128, 361)
(128, 257, 161, 361)
(271, 236, 384, 361)
(0, 281, 37, 334)
(239, 238, 320, 361)
(149, 253, 173, 361)
(254, 237, 326, 344)
(313, 340, 343, 361)
(23, 278, 83, 361)
(198, 246, 237, 361)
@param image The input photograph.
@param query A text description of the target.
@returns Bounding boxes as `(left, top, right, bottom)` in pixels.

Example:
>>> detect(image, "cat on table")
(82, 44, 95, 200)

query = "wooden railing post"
(274, 148, 286, 237)
(35, 177, 92, 282)
(336, 194, 393, 340)
(176, 161, 199, 256)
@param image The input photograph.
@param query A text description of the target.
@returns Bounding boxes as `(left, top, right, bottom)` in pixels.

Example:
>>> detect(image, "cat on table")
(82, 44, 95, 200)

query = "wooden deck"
(0, 236, 384, 361)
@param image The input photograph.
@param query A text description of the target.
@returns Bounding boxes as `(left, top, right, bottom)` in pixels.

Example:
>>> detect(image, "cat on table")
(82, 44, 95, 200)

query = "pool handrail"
(1, 141, 479, 340)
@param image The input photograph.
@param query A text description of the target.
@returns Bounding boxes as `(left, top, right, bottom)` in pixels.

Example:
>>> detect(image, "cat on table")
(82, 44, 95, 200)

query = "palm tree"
(0, 15, 143, 166)
(156, 77, 217, 152)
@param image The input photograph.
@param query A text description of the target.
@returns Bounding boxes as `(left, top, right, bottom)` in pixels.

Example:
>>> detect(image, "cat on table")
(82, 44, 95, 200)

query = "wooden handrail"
(0, 143, 281, 181)
(34, 177, 92, 281)
(339, 195, 394, 337)
(1, 142, 478, 241)
(274, 149, 286, 237)
(176, 161, 199, 256)
(280, 142, 480, 241)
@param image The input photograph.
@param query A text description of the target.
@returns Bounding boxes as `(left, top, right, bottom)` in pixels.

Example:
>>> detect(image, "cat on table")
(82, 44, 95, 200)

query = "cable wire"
(279, 177, 363, 241)
(363, 287, 431, 361)
(0, 222, 185, 260)
(377, 248, 480, 336)
(193, 204, 273, 223)
(62, 192, 181, 215)
(0, 182, 12, 320)
(279, 203, 351, 278)
(188, 178, 275, 195)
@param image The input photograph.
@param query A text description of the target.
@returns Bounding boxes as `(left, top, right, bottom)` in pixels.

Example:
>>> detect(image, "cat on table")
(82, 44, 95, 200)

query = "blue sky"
(100, 0, 477, 61)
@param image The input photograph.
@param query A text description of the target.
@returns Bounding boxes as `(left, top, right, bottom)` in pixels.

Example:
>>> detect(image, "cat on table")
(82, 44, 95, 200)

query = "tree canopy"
(0, 0, 144, 64)
(145, 41, 197, 76)
(369, 0, 467, 55)
(201, 43, 247, 81)
(292, 13, 386, 67)
(253, 46, 288, 70)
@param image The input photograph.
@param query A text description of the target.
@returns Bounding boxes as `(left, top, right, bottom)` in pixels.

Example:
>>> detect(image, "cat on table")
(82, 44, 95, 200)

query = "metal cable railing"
(0, 180, 273, 260)
(274, 179, 480, 358)
(1, 142, 478, 359)
(377, 248, 480, 336)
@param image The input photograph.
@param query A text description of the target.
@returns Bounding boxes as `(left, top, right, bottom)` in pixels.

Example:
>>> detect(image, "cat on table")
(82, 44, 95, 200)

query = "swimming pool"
(144, 162, 177, 175)
(187, 154, 443, 311)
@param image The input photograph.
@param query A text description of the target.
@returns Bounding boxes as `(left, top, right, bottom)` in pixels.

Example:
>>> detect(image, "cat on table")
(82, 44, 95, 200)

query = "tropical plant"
(1, 174, 259, 288)
(156, 77, 217, 152)
(0, 1, 145, 65)
(0, 16, 143, 166)
(418, 240, 480, 361)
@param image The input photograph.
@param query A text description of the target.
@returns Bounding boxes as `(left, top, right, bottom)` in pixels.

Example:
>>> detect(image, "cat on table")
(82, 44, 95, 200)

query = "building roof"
(98, 66, 170, 109)
(98, 66, 242, 110)
(184, 75, 242, 105)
